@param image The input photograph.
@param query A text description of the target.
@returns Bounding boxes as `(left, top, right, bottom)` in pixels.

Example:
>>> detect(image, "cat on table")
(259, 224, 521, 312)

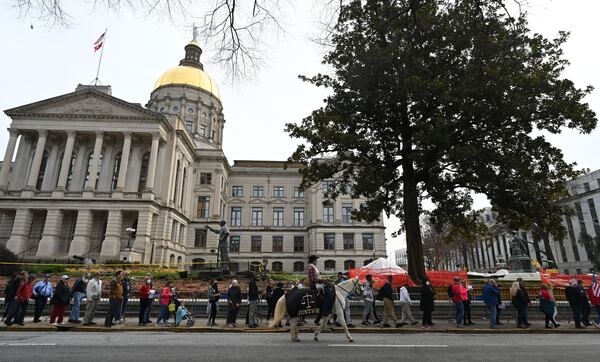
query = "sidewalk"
(2, 316, 600, 333)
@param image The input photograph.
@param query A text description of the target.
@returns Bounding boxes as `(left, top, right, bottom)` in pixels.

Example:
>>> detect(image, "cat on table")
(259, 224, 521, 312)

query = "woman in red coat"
(15, 275, 35, 325)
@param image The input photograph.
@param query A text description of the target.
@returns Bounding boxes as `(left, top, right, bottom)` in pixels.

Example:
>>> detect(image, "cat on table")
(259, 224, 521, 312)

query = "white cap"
(61, 275, 70, 280)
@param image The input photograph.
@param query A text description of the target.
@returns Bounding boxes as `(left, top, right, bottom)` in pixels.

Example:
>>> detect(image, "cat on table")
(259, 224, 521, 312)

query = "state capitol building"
(0, 38, 386, 274)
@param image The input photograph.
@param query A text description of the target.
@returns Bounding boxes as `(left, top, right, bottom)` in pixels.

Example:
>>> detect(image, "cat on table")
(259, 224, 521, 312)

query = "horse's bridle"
(336, 278, 364, 298)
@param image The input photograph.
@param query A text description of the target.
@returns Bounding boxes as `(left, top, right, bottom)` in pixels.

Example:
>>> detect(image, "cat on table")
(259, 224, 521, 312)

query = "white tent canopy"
(361, 258, 407, 273)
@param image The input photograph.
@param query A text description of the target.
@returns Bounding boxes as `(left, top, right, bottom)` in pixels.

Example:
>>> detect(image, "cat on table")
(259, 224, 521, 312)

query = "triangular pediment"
(5, 88, 162, 120)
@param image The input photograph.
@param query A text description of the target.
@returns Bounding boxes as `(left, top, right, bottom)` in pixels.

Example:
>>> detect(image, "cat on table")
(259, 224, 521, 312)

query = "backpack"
(447, 284, 454, 298)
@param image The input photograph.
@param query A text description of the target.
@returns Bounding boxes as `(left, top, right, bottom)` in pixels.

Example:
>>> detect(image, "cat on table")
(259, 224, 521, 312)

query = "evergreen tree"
(286, 0, 597, 282)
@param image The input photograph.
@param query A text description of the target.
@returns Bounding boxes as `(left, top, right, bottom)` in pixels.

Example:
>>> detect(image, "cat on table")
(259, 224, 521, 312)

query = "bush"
(0, 245, 19, 276)
(151, 271, 181, 280)
(26, 264, 66, 276)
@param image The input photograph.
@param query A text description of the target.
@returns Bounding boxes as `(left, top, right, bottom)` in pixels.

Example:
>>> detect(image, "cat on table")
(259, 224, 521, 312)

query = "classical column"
(56, 130, 76, 190)
(86, 131, 104, 191)
(100, 209, 123, 259)
(115, 132, 132, 191)
(5, 209, 34, 255)
(176, 161, 185, 208)
(132, 210, 153, 263)
(0, 128, 20, 190)
(68, 209, 93, 256)
(145, 133, 160, 191)
(36, 209, 64, 258)
(25, 130, 48, 190)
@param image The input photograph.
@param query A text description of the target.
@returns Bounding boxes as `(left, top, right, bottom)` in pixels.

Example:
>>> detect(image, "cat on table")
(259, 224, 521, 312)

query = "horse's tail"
(269, 295, 287, 328)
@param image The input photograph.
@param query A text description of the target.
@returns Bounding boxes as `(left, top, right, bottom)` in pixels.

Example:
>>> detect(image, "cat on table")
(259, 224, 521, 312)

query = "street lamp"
(125, 227, 136, 249)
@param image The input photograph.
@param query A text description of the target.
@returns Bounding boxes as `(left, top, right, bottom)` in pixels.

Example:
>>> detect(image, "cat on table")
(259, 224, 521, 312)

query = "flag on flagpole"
(93, 31, 106, 52)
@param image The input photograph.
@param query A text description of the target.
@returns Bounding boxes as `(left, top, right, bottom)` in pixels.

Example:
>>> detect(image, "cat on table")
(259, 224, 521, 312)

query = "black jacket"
(248, 279, 259, 301)
(71, 278, 87, 295)
(51, 281, 71, 306)
(4, 276, 21, 301)
(380, 282, 394, 300)
(419, 284, 436, 312)
(565, 286, 583, 307)
(270, 286, 284, 305)
(228, 286, 241, 307)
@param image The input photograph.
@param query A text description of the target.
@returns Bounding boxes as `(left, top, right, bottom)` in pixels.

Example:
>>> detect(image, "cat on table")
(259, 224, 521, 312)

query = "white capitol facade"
(0, 39, 386, 273)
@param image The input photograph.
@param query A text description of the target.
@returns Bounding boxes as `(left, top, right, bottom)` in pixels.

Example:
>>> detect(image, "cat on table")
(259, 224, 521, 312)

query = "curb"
(1, 326, 599, 334)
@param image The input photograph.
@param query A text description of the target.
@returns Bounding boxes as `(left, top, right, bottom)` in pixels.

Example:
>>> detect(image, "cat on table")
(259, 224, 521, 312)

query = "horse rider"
(308, 255, 331, 325)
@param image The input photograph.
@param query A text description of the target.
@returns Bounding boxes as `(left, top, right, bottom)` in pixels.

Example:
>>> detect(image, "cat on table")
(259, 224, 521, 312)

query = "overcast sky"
(0, 0, 598, 259)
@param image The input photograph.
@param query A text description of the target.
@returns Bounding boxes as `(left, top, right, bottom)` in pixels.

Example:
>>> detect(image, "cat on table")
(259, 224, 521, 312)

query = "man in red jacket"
(589, 274, 600, 328)
(15, 274, 35, 325)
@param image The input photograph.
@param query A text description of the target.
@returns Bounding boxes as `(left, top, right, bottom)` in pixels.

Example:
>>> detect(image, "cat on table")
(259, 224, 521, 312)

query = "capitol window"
(173, 106, 179, 112)
(252, 186, 264, 197)
(187, 107, 194, 114)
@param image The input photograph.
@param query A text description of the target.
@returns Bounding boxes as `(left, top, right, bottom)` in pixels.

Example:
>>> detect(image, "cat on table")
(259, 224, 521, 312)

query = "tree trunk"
(532, 237, 542, 263)
(402, 160, 426, 283)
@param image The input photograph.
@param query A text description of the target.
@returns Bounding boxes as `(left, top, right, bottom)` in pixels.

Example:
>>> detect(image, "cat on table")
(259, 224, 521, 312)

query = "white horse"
(270, 277, 364, 343)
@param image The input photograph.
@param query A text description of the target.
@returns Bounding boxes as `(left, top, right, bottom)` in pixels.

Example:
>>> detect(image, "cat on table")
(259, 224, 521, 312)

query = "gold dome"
(153, 65, 221, 101)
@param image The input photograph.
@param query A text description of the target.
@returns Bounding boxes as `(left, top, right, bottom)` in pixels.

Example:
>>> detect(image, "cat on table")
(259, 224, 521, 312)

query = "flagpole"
(94, 29, 107, 85)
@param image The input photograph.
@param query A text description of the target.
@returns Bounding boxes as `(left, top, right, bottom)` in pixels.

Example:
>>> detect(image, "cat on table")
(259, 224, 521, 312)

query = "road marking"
(328, 344, 448, 348)
(0, 343, 57, 346)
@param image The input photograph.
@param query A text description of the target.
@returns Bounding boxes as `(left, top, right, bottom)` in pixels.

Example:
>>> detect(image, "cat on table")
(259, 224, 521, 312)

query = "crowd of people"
(2, 270, 600, 330)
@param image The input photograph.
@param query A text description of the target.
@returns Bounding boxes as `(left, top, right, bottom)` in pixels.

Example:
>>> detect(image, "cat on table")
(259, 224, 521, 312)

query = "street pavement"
(0, 331, 599, 361)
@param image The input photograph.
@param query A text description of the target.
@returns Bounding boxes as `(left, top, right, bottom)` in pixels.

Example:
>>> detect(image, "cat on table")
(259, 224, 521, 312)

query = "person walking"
(510, 280, 528, 328)
(379, 275, 402, 328)
(14, 274, 35, 325)
(226, 279, 241, 327)
(588, 274, 600, 328)
(578, 279, 593, 327)
(483, 279, 500, 329)
(68, 273, 88, 323)
(83, 273, 101, 326)
(270, 282, 285, 326)
(361, 274, 377, 325)
(398, 284, 417, 326)
(419, 278, 435, 329)
(104, 271, 123, 328)
(450, 276, 464, 327)
(32, 274, 53, 323)
(119, 271, 131, 323)
(565, 279, 584, 329)
(49, 275, 70, 325)
(138, 278, 152, 326)
(156, 281, 173, 326)
(461, 279, 474, 326)
(207, 279, 220, 326)
(265, 285, 274, 321)
(2, 273, 19, 322)
(143, 273, 154, 324)
(4, 271, 28, 326)
(248, 273, 260, 328)
(539, 284, 560, 328)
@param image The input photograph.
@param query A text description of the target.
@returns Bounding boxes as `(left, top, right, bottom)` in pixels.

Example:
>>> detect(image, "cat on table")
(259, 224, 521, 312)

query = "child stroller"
(175, 304, 195, 327)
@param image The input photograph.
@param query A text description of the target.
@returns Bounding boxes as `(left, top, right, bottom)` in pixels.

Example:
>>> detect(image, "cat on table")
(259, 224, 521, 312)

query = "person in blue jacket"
(482, 279, 500, 329)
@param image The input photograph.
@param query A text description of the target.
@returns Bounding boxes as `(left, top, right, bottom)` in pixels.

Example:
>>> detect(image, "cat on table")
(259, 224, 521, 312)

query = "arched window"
(177, 256, 183, 268)
(324, 260, 336, 271)
(35, 151, 49, 190)
(344, 260, 356, 270)
(138, 152, 150, 193)
(192, 258, 205, 270)
(66, 152, 77, 190)
(172, 160, 180, 202)
(293, 261, 305, 273)
(111, 153, 121, 190)
(84, 152, 103, 189)
(272, 261, 283, 272)
(169, 254, 175, 266)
